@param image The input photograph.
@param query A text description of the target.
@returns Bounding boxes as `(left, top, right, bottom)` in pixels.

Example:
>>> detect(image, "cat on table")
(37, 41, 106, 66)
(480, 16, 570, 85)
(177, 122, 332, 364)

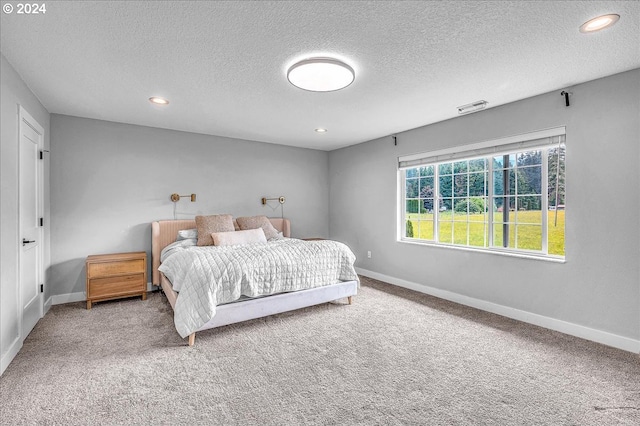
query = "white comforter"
(158, 238, 358, 337)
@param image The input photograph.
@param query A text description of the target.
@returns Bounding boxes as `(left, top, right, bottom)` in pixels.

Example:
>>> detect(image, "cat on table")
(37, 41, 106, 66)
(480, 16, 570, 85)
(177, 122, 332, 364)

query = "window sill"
(398, 238, 566, 263)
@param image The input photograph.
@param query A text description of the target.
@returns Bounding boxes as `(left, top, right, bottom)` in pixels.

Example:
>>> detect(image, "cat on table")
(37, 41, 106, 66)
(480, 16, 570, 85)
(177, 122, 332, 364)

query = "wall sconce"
(261, 196, 285, 205)
(171, 193, 196, 202)
(262, 196, 286, 219)
(171, 193, 196, 220)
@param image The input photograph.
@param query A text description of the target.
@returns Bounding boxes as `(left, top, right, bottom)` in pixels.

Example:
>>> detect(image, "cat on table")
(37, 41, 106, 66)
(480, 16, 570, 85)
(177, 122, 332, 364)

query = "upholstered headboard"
(151, 218, 291, 285)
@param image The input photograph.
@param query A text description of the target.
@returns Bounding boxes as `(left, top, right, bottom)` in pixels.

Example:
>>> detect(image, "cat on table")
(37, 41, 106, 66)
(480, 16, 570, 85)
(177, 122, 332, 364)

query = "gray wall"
(1, 54, 51, 372)
(329, 69, 640, 342)
(50, 115, 329, 297)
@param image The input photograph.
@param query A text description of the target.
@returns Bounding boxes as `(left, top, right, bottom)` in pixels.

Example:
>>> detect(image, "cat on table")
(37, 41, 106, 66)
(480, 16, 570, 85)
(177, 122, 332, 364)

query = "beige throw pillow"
(211, 228, 267, 246)
(195, 214, 235, 246)
(235, 215, 280, 240)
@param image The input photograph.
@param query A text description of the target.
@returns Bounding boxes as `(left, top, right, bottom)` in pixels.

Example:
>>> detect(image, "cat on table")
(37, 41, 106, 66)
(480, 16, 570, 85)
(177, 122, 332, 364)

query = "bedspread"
(158, 238, 358, 337)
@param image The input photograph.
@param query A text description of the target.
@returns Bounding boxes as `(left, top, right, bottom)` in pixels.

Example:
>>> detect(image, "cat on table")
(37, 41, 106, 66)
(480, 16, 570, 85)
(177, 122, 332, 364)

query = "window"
(400, 128, 566, 259)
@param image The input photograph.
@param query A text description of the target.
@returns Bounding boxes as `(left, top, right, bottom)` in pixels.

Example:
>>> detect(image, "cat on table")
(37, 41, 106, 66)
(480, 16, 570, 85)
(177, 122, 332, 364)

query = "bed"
(151, 218, 359, 346)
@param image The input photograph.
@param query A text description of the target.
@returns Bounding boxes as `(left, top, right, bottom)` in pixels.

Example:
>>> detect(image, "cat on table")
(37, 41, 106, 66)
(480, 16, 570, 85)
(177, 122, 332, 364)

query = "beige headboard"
(151, 218, 291, 285)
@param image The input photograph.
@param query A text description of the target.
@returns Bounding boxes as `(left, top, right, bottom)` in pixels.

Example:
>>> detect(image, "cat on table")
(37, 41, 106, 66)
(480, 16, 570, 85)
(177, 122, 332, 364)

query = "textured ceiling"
(1, 1, 638, 151)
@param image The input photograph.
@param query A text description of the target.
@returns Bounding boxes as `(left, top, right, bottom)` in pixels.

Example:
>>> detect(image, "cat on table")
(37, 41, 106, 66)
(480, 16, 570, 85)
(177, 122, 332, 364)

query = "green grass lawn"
(406, 210, 565, 256)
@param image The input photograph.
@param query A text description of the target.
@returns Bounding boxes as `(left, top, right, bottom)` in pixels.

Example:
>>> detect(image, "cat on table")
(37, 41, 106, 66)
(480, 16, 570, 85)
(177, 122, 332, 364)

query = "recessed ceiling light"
(579, 14, 620, 33)
(288, 58, 355, 92)
(149, 96, 169, 105)
(315, 128, 328, 133)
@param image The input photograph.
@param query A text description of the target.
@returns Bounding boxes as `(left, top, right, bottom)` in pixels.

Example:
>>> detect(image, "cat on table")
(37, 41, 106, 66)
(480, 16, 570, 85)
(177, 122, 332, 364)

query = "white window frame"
(398, 127, 566, 261)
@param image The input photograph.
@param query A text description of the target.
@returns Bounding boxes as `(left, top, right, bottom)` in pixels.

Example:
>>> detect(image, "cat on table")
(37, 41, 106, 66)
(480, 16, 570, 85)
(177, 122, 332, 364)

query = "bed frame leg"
(188, 333, 195, 346)
(348, 296, 353, 305)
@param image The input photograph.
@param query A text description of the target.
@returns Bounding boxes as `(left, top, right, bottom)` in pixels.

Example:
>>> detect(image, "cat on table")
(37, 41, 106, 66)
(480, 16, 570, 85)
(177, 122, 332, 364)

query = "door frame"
(18, 105, 45, 338)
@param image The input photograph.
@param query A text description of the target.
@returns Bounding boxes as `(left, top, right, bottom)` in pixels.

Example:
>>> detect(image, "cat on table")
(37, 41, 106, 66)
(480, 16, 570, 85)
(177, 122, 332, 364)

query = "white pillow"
(177, 228, 198, 241)
(211, 228, 267, 246)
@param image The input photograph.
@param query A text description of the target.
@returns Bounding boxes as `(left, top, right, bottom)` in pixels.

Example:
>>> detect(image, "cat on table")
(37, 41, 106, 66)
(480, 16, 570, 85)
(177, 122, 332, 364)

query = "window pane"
(493, 223, 515, 249)
(508, 171, 516, 195)
(454, 161, 467, 173)
(469, 158, 486, 171)
(406, 199, 419, 214)
(468, 172, 486, 196)
(454, 198, 470, 216)
(406, 168, 418, 178)
(469, 197, 488, 216)
(516, 225, 542, 251)
(439, 175, 453, 197)
(548, 146, 566, 209)
(417, 220, 434, 240)
(441, 198, 453, 213)
(439, 163, 452, 175)
(406, 218, 434, 240)
(439, 221, 453, 243)
(517, 150, 542, 166)
(547, 145, 565, 256)
(506, 154, 516, 168)
(468, 223, 488, 247)
(419, 177, 434, 193)
(406, 178, 419, 198)
(519, 206, 542, 224)
(516, 197, 542, 217)
(421, 198, 435, 213)
(493, 170, 506, 195)
(419, 165, 434, 177)
(454, 174, 468, 197)
(493, 154, 515, 169)
(453, 222, 468, 245)
(493, 197, 515, 220)
(493, 196, 503, 213)
(419, 176, 435, 213)
(517, 165, 542, 195)
(405, 218, 416, 238)
(548, 209, 565, 256)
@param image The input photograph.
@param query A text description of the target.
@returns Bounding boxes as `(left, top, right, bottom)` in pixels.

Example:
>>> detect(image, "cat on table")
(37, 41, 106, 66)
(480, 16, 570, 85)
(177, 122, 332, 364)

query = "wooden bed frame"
(151, 218, 358, 346)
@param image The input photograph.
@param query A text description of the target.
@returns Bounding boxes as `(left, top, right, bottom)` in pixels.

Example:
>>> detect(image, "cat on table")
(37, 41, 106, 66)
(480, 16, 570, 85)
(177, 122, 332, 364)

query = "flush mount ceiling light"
(315, 128, 328, 133)
(149, 96, 169, 105)
(579, 14, 620, 33)
(287, 58, 355, 92)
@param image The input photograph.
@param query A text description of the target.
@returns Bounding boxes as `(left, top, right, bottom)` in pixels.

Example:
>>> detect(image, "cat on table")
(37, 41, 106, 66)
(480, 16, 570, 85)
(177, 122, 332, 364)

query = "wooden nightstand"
(86, 252, 147, 309)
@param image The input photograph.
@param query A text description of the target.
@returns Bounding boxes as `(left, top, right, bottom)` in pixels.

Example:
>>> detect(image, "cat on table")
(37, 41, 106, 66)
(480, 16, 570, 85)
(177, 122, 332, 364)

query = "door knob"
(22, 238, 35, 246)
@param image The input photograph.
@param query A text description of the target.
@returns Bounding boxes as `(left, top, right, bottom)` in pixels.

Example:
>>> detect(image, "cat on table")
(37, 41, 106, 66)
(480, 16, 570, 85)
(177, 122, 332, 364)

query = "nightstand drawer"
(88, 259, 145, 278)
(88, 274, 145, 298)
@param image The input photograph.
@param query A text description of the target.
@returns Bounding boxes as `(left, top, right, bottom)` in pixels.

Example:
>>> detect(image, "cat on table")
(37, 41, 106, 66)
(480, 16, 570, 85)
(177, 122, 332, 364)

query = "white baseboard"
(44, 296, 52, 314)
(51, 292, 86, 305)
(356, 267, 640, 354)
(1, 336, 22, 376)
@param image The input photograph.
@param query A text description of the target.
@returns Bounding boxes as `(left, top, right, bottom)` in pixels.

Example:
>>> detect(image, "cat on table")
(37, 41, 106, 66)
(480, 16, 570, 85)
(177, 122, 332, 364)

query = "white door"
(19, 106, 44, 339)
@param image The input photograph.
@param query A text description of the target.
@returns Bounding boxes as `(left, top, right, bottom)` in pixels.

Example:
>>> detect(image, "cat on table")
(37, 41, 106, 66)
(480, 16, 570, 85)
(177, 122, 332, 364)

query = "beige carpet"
(1, 276, 639, 425)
